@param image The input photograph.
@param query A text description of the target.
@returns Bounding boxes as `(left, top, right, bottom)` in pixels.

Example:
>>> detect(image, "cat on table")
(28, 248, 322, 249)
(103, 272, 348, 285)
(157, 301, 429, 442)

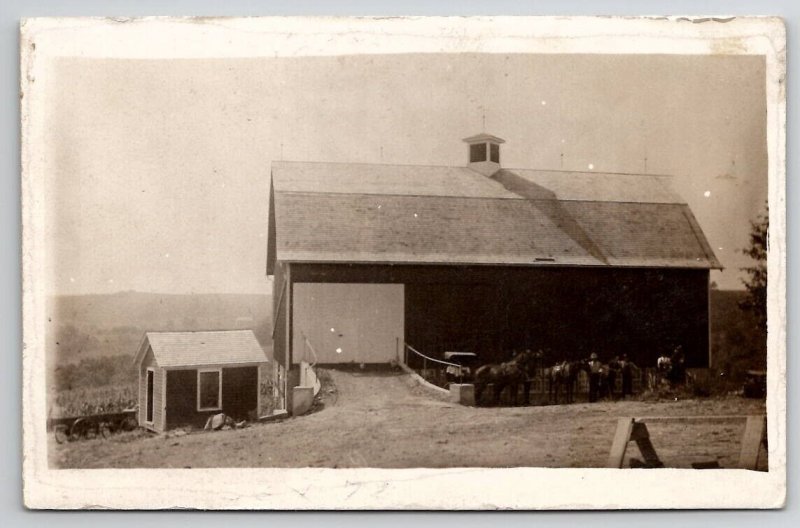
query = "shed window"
(490, 142, 500, 163)
(197, 369, 222, 411)
(469, 143, 487, 162)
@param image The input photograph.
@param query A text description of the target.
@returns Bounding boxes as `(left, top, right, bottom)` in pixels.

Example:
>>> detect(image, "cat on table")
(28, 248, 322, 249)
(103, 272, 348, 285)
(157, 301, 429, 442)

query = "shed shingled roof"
(268, 161, 721, 270)
(135, 330, 268, 368)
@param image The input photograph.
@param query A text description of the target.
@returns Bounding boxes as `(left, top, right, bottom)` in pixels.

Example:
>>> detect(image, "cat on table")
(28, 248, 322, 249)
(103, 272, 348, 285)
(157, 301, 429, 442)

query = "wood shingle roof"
(134, 330, 268, 368)
(268, 161, 721, 271)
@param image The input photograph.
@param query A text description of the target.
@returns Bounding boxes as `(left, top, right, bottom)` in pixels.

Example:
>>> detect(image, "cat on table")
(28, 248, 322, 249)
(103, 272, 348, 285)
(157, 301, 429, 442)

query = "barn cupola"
(463, 133, 505, 177)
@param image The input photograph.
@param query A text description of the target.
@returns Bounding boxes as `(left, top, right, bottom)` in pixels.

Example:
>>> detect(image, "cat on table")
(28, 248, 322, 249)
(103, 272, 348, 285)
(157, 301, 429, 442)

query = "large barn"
(267, 133, 721, 411)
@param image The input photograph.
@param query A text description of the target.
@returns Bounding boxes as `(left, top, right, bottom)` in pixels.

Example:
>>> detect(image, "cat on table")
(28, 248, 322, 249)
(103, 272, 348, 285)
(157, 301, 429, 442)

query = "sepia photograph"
(20, 16, 786, 509)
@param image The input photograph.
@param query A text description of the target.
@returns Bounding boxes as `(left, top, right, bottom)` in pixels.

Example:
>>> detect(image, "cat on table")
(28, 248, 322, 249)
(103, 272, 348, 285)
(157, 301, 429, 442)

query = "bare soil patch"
(51, 367, 766, 470)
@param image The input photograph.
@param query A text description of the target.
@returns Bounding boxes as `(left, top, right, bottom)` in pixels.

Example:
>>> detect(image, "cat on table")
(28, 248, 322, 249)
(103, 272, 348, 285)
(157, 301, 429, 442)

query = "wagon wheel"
(69, 418, 97, 440)
(54, 424, 69, 444)
(121, 415, 138, 432)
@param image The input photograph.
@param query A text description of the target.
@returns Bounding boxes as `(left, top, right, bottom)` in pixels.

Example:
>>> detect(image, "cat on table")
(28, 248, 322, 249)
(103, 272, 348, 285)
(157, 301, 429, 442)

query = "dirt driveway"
(52, 367, 767, 469)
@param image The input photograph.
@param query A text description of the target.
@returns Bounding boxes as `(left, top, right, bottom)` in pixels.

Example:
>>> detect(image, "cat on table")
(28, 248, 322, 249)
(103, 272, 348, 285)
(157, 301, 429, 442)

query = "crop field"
(51, 383, 137, 418)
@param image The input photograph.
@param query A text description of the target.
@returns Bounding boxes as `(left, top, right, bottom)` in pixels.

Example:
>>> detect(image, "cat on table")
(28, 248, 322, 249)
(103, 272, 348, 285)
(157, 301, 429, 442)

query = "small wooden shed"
(133, 330, 268, 432)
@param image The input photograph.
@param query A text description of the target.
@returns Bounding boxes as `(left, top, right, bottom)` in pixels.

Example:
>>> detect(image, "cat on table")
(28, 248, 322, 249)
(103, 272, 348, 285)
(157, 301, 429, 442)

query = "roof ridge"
(275, 189, 686, 205)
(147, 329, 253, 335)
(272, 160, 464, 170)
(271, 160, 675, 178)
(503, 167, 674, 178)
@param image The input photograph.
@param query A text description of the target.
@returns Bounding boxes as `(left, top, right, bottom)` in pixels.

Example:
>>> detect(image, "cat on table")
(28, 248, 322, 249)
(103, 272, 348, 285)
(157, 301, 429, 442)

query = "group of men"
(585, 346, 687, 402)
(656, 345, 687, 386)
(586, 352, 638, 403)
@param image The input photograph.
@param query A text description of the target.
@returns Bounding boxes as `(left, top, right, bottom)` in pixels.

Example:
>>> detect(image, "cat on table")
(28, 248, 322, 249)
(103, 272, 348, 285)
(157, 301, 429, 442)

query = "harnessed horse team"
(470, 347, 685, 406)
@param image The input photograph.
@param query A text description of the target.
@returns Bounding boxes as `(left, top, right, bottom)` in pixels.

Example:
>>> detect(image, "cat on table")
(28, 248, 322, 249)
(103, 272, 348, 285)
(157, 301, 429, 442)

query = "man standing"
(668, 345, 686, 386)
(607, 355, 621, 400)
(588, 353, 603, 402)
(521, 349, 533, 406)
(620, 353, 636, 398)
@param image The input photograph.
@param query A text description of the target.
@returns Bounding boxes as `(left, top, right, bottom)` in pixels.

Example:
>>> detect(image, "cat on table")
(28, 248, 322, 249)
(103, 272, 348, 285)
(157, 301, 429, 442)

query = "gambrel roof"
(267, 161, 721, 273)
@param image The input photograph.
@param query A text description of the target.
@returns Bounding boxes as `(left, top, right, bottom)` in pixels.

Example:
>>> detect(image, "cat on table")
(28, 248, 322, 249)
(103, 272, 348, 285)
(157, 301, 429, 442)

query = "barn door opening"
(293, 283, 405, 364)
(146, 369, 154, 423)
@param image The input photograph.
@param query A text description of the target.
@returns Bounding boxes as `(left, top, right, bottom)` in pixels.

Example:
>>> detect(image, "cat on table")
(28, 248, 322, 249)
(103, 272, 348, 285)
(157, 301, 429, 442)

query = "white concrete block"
(292, 386, 314, 416)
(449, 384, 475, 406)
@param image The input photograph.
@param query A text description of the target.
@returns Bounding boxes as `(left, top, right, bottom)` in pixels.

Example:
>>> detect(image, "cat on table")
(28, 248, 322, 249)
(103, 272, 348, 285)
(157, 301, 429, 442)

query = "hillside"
(47, 288, 763, 393)
(48, 291, 273, 366)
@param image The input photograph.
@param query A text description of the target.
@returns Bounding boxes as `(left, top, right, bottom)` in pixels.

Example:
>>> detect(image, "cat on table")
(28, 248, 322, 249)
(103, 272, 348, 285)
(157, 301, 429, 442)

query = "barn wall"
(272, 261, 288, 366)
(266, 181, 277, 275)
(292, 283, 404, 364)
(138, 347, 165, 431)
(165, 366, 261, 430)
(289, 263, 710, 369)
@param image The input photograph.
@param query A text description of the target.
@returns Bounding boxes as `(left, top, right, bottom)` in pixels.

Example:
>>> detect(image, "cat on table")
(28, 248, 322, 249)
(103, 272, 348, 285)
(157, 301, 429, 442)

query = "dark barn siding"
(166, 367, 260, 430)
(272, 261, 288, 366)
(289, 263, 709, 369)
(221, 366, 258, 420)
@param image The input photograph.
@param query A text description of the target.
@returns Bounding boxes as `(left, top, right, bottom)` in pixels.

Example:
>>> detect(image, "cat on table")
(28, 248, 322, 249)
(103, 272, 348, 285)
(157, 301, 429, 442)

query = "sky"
(42, 53, 767, 295)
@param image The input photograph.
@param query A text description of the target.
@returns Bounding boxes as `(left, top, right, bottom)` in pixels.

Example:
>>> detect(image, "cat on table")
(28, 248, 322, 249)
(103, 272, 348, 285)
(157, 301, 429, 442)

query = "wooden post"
(256, 363, 262, 417)
(607, 418, 663, 468)
(609, 415, 765, 470)
(607, 418, 635, 468)
(738, 415, 767, 470)
(285, 264, 292, 412)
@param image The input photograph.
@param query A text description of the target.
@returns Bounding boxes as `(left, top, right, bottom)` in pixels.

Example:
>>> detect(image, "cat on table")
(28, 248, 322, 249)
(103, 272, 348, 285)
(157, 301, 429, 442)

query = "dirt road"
(52, 367, 767, 469)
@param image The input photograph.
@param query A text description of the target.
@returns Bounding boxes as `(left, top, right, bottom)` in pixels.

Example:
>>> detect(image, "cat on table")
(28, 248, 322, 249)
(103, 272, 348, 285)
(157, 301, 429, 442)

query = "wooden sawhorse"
(607, 415, 767, 470)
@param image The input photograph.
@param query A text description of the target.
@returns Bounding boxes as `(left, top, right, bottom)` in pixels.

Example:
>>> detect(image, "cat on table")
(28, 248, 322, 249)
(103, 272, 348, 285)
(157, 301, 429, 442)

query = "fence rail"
(300, 331, 319, 366)
(404, 343, 461, 369)
(403, 343, 467, 387)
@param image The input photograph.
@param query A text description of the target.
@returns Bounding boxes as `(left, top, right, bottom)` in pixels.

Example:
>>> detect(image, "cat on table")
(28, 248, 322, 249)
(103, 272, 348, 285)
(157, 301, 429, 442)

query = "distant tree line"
(52, 354, 136, 392)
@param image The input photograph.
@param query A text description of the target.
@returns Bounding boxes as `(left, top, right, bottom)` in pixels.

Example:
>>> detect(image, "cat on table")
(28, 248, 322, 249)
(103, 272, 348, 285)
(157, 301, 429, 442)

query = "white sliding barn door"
(292, 283, 404, 364)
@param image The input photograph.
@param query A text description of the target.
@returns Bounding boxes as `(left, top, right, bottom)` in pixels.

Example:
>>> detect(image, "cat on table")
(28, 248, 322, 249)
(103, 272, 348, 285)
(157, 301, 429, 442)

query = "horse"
(473, 350, 538, 406)
(545, 359, 589, 404)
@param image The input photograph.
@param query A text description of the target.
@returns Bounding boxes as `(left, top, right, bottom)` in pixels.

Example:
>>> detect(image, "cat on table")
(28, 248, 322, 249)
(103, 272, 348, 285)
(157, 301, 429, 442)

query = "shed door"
(293, 283, 404, 364)
(146, 369, 154, 423)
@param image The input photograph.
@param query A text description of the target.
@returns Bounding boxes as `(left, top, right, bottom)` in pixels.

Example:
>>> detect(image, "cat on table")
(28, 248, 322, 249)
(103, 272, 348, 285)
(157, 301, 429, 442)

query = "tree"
(739, 203, 768, 334)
